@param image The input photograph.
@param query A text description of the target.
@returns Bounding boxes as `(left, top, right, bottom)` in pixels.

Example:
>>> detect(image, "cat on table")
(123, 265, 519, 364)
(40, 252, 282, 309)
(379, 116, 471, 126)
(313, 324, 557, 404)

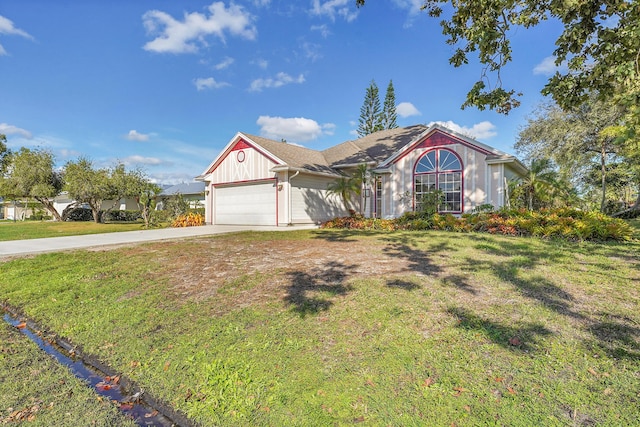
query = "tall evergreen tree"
(357, 80, 382, 137)
(380, 80, 398, 130)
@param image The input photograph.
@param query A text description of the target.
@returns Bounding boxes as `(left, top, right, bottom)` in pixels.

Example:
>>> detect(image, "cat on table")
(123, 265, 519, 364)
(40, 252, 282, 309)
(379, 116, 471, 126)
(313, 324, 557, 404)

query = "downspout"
(288, 171, 300, 226)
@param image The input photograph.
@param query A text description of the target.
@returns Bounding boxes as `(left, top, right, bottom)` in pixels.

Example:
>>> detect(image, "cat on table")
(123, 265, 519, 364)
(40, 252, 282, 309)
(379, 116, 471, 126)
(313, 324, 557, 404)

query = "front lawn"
(0, 220, 153, 241)
(1, 230, 639, 426)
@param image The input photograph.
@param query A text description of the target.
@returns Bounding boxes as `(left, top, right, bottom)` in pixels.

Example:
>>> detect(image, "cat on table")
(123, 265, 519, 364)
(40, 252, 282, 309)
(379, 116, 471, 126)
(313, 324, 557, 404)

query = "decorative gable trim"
(201, 133, 284, 176)
(381, 127, 494, 167)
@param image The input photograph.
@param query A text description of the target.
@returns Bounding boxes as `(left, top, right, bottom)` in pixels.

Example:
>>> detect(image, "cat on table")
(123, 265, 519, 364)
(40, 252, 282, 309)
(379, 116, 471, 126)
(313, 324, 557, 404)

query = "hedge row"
(321, 208, 633, 242)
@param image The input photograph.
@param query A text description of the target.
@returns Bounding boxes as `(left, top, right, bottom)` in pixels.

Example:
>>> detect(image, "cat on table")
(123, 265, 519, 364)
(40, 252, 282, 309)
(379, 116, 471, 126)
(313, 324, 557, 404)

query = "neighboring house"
(2, 192, 140, 221)
(2, 199, 35, 220)
(157, 182, 205, 209)
(196, 124, 527, 226)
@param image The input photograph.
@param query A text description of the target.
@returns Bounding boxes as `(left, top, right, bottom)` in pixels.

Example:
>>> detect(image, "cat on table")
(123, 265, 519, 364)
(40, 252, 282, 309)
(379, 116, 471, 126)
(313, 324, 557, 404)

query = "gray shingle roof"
(243, 134, 338, 175)
(323, 125, 428, 166)
(240, 126, 429, 175)
(160, 181, 206, 196)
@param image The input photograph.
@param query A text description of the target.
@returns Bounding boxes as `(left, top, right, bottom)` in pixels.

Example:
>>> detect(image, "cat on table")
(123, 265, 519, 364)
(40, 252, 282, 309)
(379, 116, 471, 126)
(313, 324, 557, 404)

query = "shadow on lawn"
(284, 261, 355, 317)
(312, 229, 640, 359)
(461, 254, 640, 360)
(448, 307, 552, 352)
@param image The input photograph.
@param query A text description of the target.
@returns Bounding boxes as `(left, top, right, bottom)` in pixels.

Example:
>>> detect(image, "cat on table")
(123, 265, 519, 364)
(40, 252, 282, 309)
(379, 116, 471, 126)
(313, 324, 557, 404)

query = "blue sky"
(1, 1, 564, 184)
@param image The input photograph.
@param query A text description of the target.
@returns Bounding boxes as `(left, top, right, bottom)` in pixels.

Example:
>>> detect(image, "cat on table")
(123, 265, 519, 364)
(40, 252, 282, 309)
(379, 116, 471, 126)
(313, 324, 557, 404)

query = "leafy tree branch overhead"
(355, 0, 640, 120)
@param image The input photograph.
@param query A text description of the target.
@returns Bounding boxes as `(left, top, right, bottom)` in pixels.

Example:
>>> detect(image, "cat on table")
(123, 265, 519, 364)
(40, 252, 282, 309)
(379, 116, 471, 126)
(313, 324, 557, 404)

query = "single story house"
(196, 124, 527, 226)
(157, 182, 206, 210)
(2, 192, 140, 221)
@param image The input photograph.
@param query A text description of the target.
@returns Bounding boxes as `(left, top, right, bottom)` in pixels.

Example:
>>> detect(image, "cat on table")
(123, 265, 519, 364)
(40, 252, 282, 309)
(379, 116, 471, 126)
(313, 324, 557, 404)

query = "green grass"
(0, 220, 154, 241)
(0, 230, 639, 426)
(0, 322, 136, 426)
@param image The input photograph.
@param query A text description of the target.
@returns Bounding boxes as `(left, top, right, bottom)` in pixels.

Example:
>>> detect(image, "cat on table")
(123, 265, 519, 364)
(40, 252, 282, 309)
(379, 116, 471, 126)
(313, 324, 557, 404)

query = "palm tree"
(327, 176, 360, 215)
(518, 158, 562, 210)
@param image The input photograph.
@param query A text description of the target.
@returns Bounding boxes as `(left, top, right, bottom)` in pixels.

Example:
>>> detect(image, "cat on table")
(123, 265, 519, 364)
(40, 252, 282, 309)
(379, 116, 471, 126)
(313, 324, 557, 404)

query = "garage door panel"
(215, 182, 276, 225)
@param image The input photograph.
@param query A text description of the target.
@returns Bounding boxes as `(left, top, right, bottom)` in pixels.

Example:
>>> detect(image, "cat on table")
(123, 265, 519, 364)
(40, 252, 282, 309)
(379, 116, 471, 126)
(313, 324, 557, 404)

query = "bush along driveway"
(0, 229, 639, 426)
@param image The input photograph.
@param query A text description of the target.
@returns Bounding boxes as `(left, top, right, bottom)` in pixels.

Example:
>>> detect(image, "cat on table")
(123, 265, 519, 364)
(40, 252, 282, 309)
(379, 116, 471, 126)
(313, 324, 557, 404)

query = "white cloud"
(310, 0, 359, 22)
(311, 24, 331, 38)
(249, 72, 305, 92)
(428, 120, 497, 140)
(253, 0, 271, 6)
(126, 130, 150, 142)
(0, 15, 33, 55)
(257, 116, 334, 142)
(121, 155, 164, 166)
(142, 2, 256, 54)
(252, 58, 269, 69)
(533, 56, 568, 76)
(58, 148, 82, 159)
(390, 0, 423, 15)
(0, 123, 33, 139)
(301, 42, 322, 61)
(396, 102, 421, 118)
(194, 76, 229, 90)
(214, 56, 234, 70)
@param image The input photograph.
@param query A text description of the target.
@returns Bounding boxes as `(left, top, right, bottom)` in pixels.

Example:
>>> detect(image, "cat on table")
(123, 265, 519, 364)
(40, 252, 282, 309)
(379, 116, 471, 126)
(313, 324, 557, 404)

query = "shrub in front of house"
(102, 210, 142, 222)
(321, 208, 633, 242)
(171, 212, 205, 227)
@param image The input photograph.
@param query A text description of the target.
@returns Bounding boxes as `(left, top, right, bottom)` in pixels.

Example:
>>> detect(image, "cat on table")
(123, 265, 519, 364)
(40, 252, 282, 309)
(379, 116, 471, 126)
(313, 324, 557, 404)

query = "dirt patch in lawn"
(136, 233, 441, 305)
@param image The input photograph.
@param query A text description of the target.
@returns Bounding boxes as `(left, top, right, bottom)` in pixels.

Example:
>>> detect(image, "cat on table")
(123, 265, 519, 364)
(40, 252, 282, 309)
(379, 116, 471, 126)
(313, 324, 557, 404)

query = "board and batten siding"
(290, 174, 346, 224)
(202, 145, 280, 224)
(208, 146, 278, 185)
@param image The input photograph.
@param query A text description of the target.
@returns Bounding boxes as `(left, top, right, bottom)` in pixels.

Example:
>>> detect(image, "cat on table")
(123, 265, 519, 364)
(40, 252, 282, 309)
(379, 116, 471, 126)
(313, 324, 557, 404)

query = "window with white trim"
(414, 149, 463, 213)
(375, 178, 382, 218)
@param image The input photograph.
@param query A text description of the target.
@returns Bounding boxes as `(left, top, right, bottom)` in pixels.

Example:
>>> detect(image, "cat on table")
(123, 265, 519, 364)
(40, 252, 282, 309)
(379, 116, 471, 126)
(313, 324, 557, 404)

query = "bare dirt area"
(126, 232, 442, 310)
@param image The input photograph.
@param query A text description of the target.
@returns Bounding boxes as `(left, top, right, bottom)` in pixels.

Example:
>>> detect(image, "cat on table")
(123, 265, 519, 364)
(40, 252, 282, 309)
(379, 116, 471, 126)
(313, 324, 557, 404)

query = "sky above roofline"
(1, 1, 563, 184)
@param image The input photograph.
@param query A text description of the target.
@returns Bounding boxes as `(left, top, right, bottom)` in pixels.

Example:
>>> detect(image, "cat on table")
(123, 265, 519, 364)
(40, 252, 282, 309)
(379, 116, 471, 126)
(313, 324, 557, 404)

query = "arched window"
(414, 149, 463, 212)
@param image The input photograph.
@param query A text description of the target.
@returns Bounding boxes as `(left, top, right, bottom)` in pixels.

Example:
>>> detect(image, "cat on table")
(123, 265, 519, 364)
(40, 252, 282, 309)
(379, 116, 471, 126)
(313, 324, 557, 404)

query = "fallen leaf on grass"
(508, 337, 522, 346)
(507, 387, 516, 395)
(587, 368, 598, 377)
(16, 322, 26, 329)
(145, 410, 159, 418)
(494, 377, 504, 383)
(453, 387, 467, 397)
(353, 416, 365, 423)
(95, 382, 112, 391)
(163, 361, 171, 371)
(365, 379, 375, 387)
(423, 378, 435, 387)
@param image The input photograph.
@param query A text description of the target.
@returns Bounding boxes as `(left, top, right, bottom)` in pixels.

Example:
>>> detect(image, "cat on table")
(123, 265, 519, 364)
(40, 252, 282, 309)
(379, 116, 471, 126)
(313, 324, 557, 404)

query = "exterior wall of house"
(202, 144, 279, 225)
(208, 146, 278, 184)
(100, 198, 139, 211)
(381, 140, 504, 217)
(289, 174, 346, 224)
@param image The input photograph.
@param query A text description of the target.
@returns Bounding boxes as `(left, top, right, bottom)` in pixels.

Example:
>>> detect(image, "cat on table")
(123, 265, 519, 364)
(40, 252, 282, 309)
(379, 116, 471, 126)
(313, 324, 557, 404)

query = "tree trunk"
(35, 197, 62, 221)
(90, 201, 102, 223)
(612, 187, 640, 217)
(600, 143, 607, 212)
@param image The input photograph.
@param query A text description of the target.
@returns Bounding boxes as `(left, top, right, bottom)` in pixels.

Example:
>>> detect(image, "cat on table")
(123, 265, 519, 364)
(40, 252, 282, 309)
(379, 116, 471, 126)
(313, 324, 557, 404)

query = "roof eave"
(270, 165, 341, 179)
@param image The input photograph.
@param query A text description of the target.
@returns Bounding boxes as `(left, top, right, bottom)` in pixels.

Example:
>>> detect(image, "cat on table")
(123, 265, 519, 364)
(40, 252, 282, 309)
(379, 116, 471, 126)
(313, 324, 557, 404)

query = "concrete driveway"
(0, 224, 317, 258)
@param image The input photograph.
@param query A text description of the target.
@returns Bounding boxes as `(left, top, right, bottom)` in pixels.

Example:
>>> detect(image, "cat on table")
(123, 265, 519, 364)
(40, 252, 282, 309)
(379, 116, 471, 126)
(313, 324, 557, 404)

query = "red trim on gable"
(390, 129, 493, 166)
(204, 137, 282, 175)
(231, 139, 252, 151)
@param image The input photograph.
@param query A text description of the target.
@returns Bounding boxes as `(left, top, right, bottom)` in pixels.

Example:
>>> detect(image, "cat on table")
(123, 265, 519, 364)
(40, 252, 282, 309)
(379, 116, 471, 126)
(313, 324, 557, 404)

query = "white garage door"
(214, 182, 277, 225)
